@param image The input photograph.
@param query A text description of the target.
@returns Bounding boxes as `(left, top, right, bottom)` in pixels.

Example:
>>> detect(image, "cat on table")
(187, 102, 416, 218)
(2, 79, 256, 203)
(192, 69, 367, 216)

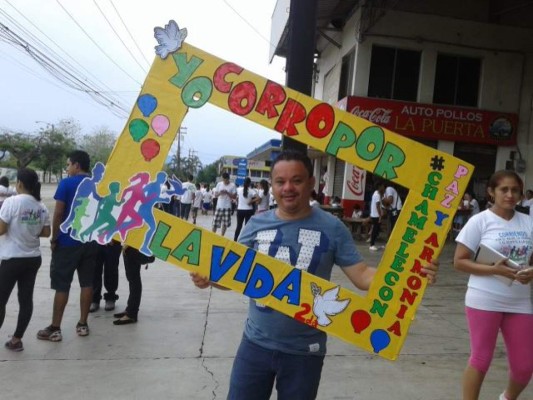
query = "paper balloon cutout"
(140, 138, 160, 161)
(129, 119, 149, 142)
(351, 309, 371, 334)
(137, 94, 158, 117)
(370, 329, 391, 354)
(151, 114, 170, 136)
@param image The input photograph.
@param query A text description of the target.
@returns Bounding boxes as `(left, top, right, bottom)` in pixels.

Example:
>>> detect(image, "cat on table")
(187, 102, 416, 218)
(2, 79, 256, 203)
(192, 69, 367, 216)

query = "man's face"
(271, 160, 315, 215)
(65, 158, 78, 177)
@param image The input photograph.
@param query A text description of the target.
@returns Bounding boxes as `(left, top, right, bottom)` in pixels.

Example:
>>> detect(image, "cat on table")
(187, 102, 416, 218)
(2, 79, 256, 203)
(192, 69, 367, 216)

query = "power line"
(92, 0, 147, 74)
(0, 22, 130, 118)
(1, 0, 130, 107)
(108, 0, 151, 68)
(55, 0, 142, 86)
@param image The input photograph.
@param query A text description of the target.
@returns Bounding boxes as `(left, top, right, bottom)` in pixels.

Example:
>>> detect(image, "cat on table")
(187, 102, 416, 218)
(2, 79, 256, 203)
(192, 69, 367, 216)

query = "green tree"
(196, 162, 218, 185)
(34, 123, 77, 182)
(0, 131, 44, 168)
(81, 126, 117, 165)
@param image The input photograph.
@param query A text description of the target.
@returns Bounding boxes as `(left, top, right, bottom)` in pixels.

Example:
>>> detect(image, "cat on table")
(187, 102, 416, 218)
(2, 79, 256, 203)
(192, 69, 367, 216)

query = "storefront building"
(270, 0, 533, 215)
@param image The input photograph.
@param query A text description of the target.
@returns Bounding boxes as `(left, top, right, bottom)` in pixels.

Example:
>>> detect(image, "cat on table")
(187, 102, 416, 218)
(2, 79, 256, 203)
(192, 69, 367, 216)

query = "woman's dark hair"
(17, 168, 41, 201)
(487, 170, 523, 195)
(243, 177, 251, 198)
(0, 176, 9, 188)
(259, 179, 269, 196)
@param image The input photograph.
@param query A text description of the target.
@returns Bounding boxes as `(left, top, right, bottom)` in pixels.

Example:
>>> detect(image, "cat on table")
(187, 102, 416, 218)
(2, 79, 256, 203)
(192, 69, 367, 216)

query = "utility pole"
(282, 0, 318, 154)
(177, 126, 187, 174)
(188, 149, 199, 175)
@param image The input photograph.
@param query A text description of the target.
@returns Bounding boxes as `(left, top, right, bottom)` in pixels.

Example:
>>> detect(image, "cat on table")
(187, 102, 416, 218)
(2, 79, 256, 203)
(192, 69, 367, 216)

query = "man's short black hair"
(68, 150, 91, 172)
(271, 150, 313, 178)
(222, 172, 230, 180)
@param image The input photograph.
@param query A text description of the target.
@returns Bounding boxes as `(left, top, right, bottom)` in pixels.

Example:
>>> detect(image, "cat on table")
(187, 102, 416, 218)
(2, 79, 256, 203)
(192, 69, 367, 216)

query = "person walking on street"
(212, 172, 236, 237)
(383, 184, 402, 232)
(233, 177, 257, 241)
(255, 179, 270, 214)
(179, 174, 196, 221)
(191, 150, 439, 400)
(90, 241, 122, 312)
(191, 183, 203, 224)
(0, 168, 50, 351)
(454, 170, 533, 400)
(113, 246, 154, 325)
(369, 181, 385, 251)
(37, 150, 99, 342)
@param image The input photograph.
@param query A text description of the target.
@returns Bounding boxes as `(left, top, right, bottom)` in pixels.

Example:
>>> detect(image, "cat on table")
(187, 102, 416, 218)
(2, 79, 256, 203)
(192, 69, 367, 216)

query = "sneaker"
(37, 325, 62, 342)
(89, 302, 100, 313)
(104, 300, 115, 311)
(76, 322, 89, 337)
(499, 393, 508, 400)
(4, 339, 23, 352)
(369, 245, 379, 251)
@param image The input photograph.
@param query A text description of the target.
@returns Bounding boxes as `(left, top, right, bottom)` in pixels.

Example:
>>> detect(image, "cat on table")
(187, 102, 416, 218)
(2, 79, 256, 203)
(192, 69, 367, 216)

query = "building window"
(338, 50, 355, 100)
(433, 54, 481, 107)
(368, 45, 421, 101)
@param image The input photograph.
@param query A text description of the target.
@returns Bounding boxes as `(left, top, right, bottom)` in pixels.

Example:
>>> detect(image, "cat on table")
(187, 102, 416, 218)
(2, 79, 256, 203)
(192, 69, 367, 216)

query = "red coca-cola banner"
(336, 96, 518, 146)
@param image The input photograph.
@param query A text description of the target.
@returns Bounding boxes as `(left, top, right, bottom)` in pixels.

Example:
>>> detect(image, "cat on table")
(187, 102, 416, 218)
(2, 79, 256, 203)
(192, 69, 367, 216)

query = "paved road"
(0, 184, 530, 399)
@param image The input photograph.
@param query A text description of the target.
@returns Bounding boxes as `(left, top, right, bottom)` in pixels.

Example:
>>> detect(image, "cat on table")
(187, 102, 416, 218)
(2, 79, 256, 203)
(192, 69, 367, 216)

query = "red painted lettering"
(275, 99, 306, 136)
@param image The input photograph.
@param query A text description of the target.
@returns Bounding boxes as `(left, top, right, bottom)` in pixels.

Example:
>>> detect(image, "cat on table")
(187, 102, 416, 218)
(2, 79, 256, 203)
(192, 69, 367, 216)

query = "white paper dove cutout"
(154, 20, 187, 59)
(311, 283, 350, 327)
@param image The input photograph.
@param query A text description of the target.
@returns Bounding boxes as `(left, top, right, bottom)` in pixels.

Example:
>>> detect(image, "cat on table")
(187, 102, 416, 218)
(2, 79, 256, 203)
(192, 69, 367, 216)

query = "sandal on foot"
(113, 316, 137, 325)
(113, 311, 127, 319)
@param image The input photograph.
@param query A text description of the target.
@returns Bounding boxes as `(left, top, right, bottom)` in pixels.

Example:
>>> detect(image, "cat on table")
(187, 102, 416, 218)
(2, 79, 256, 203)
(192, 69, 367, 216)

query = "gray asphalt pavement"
(0, 184, 531, 399)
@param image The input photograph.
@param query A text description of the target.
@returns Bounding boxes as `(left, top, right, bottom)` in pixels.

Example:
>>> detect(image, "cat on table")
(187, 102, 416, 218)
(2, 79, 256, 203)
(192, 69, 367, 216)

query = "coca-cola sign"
(350, 106, 392, 125)
(341, 96, 518, 146)
(345, 165, 366, 200)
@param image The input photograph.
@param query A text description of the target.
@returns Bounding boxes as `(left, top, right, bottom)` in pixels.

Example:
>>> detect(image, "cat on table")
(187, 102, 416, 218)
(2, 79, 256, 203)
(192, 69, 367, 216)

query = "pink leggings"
(466, 307, 533, 385)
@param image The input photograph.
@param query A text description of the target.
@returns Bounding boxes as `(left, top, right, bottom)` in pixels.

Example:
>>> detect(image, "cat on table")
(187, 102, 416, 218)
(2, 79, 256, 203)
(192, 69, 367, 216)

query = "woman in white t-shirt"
(256, 179, 270, 213)
(233, 177, 257, 241)
(454, 170, 533, 400)
(0, 169, 50, 352)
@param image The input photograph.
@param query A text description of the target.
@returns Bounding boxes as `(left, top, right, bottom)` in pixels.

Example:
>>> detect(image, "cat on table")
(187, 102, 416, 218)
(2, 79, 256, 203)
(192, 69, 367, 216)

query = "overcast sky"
(0, 0, 286, 165)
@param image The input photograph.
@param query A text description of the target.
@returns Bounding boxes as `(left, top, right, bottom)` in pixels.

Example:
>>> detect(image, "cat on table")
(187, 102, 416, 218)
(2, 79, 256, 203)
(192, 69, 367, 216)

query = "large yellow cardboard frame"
(95, 31, 473, 360)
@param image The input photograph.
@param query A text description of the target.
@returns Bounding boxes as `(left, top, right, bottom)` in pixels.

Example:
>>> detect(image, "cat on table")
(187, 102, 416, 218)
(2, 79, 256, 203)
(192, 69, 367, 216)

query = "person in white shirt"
(212, 172, 237, 236)
(454, 170, 532, 400)
(0, 168, 50, 351)
(233, 177, 257, 241)
(383, 185, 403, 231)
(191, 183, 203, 225)
(179, 174, 196, 221)
(369, 181, 385, 251)
(202, 185, 213, 215)
(256, 179, 270, 213)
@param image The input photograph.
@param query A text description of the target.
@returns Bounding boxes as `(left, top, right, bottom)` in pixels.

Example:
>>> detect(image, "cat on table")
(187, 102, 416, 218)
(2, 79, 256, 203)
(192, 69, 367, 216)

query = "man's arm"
(0, 219, 7, 235)
(342, 259, 439, 291)
(50, 200, 66, 249)
(40, 225, 51, 238)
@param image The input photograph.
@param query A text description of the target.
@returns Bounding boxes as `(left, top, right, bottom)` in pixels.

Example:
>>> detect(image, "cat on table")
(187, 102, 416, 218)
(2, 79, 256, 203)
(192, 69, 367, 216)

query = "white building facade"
(271, 0, 533, 214)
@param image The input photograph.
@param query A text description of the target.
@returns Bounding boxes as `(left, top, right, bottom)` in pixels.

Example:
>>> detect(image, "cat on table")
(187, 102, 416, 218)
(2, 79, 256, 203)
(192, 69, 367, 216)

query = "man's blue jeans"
(228, 335, 324, 400)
